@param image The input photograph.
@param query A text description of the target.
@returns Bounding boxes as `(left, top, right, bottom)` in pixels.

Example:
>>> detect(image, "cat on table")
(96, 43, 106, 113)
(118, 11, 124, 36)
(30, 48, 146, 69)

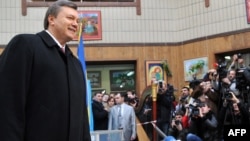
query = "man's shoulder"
(10, 33, 38, 41)
(123, 103, 134, 110)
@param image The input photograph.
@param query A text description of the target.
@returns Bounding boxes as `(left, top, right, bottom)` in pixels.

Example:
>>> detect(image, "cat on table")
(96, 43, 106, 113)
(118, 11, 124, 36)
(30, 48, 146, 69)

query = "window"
(22, 0, 141, 16)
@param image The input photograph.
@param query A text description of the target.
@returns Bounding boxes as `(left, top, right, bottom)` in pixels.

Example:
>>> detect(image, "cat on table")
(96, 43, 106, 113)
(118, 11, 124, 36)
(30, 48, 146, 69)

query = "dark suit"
(0, 31, 91, 141)
(92, 99, 109, 130)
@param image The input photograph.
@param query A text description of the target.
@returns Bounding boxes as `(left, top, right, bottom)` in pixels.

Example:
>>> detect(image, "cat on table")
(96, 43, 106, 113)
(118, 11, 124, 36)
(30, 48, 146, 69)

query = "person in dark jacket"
(0, 1, 91, 141)
(92, 92, 109, 130)
(186, 100, 219, 141)
(217, 91, 250, 140)
(156, 82, 175, 140)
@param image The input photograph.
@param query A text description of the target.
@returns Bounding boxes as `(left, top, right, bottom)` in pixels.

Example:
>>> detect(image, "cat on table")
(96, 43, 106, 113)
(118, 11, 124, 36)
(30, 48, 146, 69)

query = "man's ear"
(48, 15, 56, 26)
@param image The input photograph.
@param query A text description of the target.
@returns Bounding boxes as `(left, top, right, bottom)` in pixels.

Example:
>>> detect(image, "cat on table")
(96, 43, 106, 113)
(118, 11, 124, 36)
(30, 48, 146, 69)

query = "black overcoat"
(0, 31, 91, 141)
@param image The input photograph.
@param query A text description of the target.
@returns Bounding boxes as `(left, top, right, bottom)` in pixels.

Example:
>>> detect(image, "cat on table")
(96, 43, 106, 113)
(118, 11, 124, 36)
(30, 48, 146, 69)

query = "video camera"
(189, 100, 205, 117)
(216, 59, 228, 79)
(174, 120, 181, 125)
(223, 89, 233, 100)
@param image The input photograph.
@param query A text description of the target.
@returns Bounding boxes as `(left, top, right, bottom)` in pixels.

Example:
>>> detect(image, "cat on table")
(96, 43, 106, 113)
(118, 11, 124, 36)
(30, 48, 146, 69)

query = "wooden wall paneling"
(243, 32, 250, 47)
(85, 46, 103, 59)
(145, 46, 156, 59)
(138, 60, 146, 95)
(231, 34, 245, 50)
(2, 32, 250, 99)
(182, 43, 195, 59)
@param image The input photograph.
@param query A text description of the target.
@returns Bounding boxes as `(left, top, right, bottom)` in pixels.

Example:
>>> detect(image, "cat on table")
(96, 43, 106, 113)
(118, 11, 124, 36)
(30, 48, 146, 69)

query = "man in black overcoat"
(0, 1, 91, 141)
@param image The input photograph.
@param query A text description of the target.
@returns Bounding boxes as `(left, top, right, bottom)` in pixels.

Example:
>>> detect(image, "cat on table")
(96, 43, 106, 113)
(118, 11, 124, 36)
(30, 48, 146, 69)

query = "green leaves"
(162, 60, 172, 77)
(188, 60, 205, 74)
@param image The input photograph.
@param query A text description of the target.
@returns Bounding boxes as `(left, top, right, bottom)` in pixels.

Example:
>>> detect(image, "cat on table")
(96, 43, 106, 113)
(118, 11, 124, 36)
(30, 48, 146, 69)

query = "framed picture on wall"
(184, 57, 208, 81)
(246, 0, 250, 23)
(74, 10, 102, 40)
(145, 60, 165, 86)
(109, 70, 135, 91)
(87, 71, 102, 88)
(92, 89, 106, 96)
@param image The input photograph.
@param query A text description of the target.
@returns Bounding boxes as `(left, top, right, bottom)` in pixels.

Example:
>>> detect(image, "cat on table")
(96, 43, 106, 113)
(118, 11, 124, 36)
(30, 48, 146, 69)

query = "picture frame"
(87, 71, 102, 88)
(75, 10, 102, 40)
(184, 57, 209, 81)
(109, 70, 135, 91)
(92, 89, 106, 96)
(145, 60, 165, 86)
(246, 0, 250, 24)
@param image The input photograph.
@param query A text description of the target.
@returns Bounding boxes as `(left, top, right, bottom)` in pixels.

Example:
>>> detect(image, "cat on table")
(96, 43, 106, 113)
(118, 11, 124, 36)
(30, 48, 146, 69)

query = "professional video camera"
(234, 53, 250, 90)
(216, 59, 228, 80)
(235, 71, 248, 90)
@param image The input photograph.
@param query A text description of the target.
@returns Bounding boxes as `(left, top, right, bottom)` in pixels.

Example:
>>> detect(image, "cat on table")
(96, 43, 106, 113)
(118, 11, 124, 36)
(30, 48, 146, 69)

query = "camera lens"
(175, 120, 181, 125)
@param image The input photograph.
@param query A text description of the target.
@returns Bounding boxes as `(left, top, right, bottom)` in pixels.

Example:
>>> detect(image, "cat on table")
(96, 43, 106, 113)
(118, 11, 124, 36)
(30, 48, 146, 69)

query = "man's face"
(102, 94, 109, 102)
(127, 91, 135, 98)
(48, 6, 79, 44)
(94, 93, 103, 102)
(201, 104, 210, 114)
(228, 70, 236, 80)
(181, 88, 189, 96)
(115, 93, 124, 105)
(175, 115, 182, 121)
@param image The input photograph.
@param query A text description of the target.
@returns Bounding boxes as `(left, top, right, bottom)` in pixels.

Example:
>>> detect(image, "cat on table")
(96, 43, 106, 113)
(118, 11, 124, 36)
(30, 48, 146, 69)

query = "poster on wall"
(109, 70, 135, 91)
(184, 57, 209, 81)
(145, 60, 165, 86)
(74, 10, 102, 40)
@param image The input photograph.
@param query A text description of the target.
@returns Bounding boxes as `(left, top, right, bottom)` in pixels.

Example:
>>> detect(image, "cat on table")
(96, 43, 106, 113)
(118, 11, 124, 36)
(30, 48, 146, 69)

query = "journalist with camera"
(168, 110, 188, 141)
(188, 99, 205, 118)
(233, 54, 250, 106)
(156, 81, 175, 140)
(214, 56, 244, 110)
(219, 91, 249, 125)
(218, 53, 250, 106)
(186, 100, 219, 141)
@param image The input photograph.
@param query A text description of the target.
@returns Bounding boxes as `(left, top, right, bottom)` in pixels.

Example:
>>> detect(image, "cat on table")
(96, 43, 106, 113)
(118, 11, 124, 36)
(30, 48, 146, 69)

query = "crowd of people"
(92, 53, 250, 141)
(140, 53, 250, 141)
(91, 90, 139, 141)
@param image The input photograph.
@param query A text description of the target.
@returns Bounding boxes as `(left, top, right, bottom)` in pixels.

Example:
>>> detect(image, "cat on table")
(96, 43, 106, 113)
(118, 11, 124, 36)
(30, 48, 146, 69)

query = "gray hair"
(43, 0, 77, 29)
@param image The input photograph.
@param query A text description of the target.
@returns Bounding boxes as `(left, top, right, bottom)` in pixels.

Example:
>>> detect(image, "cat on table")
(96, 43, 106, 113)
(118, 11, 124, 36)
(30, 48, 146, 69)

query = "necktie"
(61, 47, 65, 53)
(118, 105, 122, 129)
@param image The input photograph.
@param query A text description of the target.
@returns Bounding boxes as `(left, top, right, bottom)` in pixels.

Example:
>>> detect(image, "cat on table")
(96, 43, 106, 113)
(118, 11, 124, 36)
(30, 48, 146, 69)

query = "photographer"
(214, 58, 242, 111)
(203, 69, 219, 91)
(228, 53, 250, 86)
(175, 86, 194, 115)
(126, 90, 139, 108)
(186, 100, 219, 141)
(219, 91, 249, 125)
(217, 91, 250, 140)
(191, 81, 219, 118)
(156, 81, 175, 140)
(168, 110, 188, 141)
(221, 69, 241, 99)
